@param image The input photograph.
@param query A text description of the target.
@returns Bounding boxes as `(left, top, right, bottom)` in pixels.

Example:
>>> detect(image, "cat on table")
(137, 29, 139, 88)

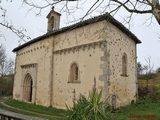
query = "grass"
(0, 103, 58, 120)
(113, 73, 160, 120)
(113, 98, 160, 120)
(6, 99, 65, 116)
(0, 98, 66, 120)
(6, 98, 66, 117)
(3, 98, 160, 120)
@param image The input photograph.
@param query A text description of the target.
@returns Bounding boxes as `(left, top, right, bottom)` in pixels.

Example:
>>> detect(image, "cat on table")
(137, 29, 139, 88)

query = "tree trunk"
(152, 0, 160, 25)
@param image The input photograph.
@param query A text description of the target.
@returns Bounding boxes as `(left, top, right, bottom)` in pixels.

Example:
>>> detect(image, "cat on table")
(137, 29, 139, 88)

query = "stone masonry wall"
(13, 38, 54, 106)
(13, 20, 138, 108)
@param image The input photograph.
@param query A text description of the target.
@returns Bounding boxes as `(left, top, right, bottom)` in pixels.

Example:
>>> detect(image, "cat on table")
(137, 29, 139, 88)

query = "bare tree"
(0, 44, 14, 78)
(0, 0, 159, 41)
(143, 57, 154, 91)
(0, 44, 6, 65)
(137, 62, 145, 75)
(0, 44, 14, 94)
(0, 0, 31, 42)
(21, 0, 160, 25)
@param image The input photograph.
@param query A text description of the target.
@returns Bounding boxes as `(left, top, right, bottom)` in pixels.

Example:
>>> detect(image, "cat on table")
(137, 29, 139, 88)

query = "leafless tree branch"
(20, 0, 159, 25)
(0, 2, 31, 42)
(111, 0, 152, 14)
(1, 0, 160, 41)
(0, 23, 30, 42)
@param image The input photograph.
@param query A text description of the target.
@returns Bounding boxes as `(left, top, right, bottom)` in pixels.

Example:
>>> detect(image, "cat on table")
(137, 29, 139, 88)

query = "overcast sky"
(1, 1, 160, 70)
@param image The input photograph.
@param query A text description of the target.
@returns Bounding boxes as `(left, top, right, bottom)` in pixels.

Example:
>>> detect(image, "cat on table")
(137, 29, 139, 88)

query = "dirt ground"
(0, 95, 12, 102)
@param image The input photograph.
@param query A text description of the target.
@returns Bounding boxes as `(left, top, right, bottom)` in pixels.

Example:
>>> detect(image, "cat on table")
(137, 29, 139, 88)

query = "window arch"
(122, 53, 127, 76)
(23, 73, 33, 102)
(69, 62, 80, 83)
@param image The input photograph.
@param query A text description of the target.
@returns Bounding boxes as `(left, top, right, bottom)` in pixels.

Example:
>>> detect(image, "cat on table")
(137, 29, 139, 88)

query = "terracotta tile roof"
(13, 13, 141, 52)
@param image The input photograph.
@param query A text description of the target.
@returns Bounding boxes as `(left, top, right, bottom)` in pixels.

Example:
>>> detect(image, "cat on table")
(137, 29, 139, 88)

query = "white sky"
(1, 1, 160, 70)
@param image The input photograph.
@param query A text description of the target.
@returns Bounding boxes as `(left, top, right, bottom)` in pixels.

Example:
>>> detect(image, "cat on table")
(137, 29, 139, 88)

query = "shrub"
(64, 89, 114, 120)
(0, 75, 14, 95)
(138, 73, 157, 80)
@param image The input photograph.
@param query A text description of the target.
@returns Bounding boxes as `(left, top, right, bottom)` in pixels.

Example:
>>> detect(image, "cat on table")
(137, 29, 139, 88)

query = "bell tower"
(46, 7, 61, 33)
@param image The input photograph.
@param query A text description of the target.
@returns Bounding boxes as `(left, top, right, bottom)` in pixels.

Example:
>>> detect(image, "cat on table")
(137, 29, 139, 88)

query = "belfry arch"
(23, 73, 33, 102)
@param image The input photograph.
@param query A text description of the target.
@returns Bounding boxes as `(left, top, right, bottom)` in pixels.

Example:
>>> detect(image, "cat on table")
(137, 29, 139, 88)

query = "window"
(69, 62, 80, 83)
(51, 16, 54, 30)
(121, 53, 127, 77)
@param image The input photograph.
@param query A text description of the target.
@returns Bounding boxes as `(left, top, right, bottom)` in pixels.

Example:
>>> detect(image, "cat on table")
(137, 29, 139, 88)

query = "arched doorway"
(23, 73, 33, 102)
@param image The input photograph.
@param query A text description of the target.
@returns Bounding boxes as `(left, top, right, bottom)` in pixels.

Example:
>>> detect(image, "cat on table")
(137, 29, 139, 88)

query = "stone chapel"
(12, 7, 141, 109)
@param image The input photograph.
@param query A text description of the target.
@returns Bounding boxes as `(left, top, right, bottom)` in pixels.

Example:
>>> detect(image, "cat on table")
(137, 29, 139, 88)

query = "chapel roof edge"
(12, 12, 141, 52)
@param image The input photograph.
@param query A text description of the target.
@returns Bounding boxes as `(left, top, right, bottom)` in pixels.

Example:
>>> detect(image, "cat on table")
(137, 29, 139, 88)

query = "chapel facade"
(13, 7, 141, 109)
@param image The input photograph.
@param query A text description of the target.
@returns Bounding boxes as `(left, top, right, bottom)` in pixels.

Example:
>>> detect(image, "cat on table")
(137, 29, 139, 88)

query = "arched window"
(122, 53, 127, 76)
(69, 63, 80, 83)
(23, 73, 33, 102)
(50, 16, 54, 30)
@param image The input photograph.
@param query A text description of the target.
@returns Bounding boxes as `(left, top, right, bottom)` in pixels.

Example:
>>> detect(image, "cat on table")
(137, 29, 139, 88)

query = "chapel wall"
(52, 21, 107, 108)
(52, 42, 104, 108)
(104, 22, 137, 108)
(13, 19, 138, 109)
(13, 38, 53, 106)
(53, 21, 108, 50)
(52, 20, 137, 108)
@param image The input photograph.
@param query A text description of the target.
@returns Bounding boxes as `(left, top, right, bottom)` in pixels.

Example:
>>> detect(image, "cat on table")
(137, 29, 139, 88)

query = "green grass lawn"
(6, 99, 65, 116)
(1, 98, 159, 120)
(5, 98, 66, 117)
(113, 98, 160, 120)
(0, 98, 66, 120)
(0, 103, 59, 120)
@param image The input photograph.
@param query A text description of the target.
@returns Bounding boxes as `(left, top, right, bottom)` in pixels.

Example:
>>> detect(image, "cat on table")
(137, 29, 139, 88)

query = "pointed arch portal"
(23, 73, 33, 102)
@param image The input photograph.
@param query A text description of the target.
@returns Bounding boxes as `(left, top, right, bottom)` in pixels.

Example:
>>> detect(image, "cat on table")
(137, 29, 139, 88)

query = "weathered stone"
(13, 8, 140, 109)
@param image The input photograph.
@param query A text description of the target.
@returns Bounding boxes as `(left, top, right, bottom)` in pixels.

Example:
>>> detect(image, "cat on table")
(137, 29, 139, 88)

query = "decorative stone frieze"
(53, 40, 106, 54)
(21, 63, 37, 69)
(17, 46, 44, 56)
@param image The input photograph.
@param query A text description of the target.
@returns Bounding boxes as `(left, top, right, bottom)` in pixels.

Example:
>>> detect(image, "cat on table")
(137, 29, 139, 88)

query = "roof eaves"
(12, 13, 141, 52)
(104, 13, 141, 44)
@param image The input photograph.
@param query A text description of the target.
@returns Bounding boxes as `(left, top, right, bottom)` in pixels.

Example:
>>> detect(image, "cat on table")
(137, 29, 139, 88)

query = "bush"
(64, 89, 114, 120)
(138, 73, 157, 80)
(0, 75, 14, 95)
